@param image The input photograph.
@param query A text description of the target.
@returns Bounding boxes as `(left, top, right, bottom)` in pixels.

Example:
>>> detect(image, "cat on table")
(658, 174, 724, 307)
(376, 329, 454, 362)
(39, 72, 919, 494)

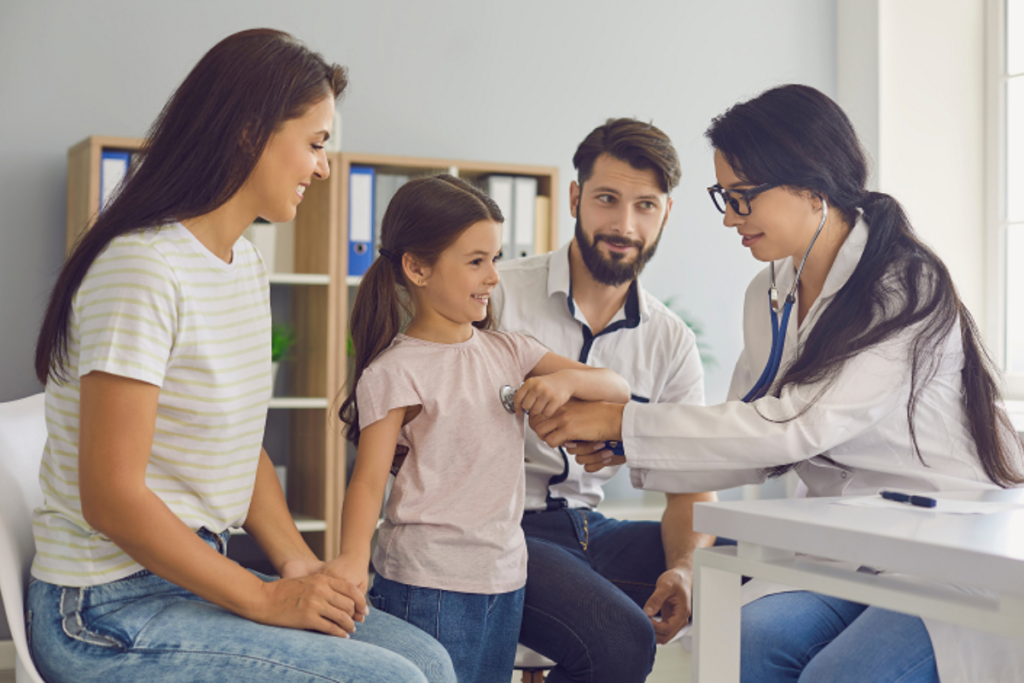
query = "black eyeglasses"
(707, 183, 776, 216)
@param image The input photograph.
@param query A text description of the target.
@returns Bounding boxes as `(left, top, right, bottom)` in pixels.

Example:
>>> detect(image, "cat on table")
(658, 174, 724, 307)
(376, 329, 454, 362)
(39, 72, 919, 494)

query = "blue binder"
(348, 166, 375, 277)
(99, 149, 132, 211)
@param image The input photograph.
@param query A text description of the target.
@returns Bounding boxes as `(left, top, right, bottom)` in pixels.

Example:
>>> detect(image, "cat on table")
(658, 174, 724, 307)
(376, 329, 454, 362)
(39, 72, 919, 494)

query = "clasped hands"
(528, 398, 627, 472)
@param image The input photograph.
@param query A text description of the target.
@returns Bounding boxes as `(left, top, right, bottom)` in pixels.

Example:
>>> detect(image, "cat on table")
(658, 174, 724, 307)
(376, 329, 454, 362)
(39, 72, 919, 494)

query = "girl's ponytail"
(339, 252, 408, 444)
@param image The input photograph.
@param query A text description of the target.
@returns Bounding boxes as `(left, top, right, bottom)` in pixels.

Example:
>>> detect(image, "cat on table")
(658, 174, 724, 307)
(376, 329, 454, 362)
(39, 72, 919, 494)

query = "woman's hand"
(246, 572, 366, 638)
(529, 399, 626, 448)
(566, 440, 627, 473)
(515, 373, 574, 418)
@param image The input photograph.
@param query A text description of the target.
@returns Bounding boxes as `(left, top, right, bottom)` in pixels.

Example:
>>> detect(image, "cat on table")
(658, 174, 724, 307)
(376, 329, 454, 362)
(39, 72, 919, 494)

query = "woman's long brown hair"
(339, 174, 503, 445)
(36, 28, 347, 384)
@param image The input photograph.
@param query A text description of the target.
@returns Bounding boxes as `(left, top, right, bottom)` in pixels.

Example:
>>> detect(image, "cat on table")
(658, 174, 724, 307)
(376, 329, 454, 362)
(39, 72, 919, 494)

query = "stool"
(513, 643, 556, 683)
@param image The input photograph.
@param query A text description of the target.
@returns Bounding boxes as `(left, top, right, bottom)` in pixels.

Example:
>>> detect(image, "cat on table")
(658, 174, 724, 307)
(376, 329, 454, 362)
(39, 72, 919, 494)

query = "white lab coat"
(625, 218, 1024, 682)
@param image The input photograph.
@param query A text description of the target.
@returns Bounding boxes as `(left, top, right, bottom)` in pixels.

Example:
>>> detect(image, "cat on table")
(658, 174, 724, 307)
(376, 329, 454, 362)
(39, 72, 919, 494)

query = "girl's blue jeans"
(26, 529, 455, 683)
(741, 590, 940, 683)
(368, 573, 525, 683)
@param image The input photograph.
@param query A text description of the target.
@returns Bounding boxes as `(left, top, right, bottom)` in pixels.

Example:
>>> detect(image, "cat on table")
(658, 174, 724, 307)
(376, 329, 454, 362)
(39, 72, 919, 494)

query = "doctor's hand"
(529, 399, 625, 449)
(570, 441, 626, 473)
(643, 566, 693, 644)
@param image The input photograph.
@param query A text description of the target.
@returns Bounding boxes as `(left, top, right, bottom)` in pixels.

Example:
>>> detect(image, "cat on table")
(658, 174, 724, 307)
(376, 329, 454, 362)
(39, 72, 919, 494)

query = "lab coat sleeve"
(622, 334, 912, 473)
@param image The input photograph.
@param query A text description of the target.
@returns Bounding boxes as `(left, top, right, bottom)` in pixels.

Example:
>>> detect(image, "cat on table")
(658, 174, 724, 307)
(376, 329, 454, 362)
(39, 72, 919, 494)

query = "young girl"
(332, 174, 630, 683)
(30, 29, 453, 683)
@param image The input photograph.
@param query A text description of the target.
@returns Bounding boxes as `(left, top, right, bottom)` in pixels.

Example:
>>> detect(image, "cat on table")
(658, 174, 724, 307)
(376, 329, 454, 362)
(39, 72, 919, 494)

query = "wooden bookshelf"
(66, 137, 559, 559)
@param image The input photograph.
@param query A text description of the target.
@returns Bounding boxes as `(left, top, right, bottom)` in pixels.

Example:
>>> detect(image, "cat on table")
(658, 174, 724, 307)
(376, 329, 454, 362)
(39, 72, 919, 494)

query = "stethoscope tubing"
(741, 198, 829, 403)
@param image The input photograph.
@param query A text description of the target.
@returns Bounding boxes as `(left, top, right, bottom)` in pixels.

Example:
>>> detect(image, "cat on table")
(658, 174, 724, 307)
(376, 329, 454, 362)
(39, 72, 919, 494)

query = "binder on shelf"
(99, 149, 131, 211)
(486, 175, 514, 259)
(535, 195, 551, 255)
(513, 177, 538, 259)
(348, 166, 375, 276)
(373, 173, 409, 258)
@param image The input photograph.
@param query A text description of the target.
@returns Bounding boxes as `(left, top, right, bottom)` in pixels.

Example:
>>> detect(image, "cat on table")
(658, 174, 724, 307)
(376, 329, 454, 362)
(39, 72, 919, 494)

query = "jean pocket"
(60, 587, 125, 650)
(367, 590, 387, 613)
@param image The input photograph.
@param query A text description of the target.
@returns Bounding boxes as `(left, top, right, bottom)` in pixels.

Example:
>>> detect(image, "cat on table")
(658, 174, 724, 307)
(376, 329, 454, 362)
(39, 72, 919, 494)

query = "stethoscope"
(742, 197, 829, 402)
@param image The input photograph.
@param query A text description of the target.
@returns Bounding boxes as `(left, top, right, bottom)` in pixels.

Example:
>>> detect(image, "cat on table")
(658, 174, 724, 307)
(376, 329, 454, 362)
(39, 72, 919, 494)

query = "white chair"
(513, 643, 556, 683)
(0, 393, 48, 683)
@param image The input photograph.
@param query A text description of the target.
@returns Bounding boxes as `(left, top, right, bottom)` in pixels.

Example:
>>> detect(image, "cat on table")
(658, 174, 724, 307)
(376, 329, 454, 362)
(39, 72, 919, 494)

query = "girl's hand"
(566, 441, 626, 473)
(278, 556, 326, 580)
(320, 554, 371, 600)
(246, 573, 365, 637)
(515, 373, 574, 418)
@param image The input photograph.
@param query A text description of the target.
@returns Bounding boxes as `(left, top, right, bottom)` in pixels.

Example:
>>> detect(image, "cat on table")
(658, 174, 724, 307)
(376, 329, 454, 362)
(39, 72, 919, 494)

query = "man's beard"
(574, 216, 663, 287)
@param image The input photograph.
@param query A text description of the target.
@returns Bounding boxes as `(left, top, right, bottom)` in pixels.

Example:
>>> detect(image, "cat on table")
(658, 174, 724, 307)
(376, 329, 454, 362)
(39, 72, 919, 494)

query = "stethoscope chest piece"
(499, 384, 519, 414)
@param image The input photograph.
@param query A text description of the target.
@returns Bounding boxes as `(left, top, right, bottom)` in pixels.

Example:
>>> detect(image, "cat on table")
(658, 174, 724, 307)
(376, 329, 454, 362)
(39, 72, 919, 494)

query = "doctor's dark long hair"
(35, 29, 347, 384)
(339, 175, 504, 445)
(706, 84, 1023, 487)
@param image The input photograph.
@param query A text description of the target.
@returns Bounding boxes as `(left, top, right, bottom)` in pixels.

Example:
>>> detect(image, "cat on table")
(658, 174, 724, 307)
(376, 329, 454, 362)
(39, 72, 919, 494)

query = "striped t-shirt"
(32, 223, 272, 586)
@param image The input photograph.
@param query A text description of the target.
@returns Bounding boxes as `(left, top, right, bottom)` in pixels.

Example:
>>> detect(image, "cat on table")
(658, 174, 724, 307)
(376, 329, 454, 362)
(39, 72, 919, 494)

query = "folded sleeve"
(73, 240, 179, 387)
(507, 331, 551, 378)
(356, 363, 422, 430)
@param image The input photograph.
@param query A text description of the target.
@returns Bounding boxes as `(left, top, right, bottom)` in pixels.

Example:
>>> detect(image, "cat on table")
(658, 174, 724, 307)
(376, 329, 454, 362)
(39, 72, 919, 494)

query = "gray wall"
(0, 0, 836, 642)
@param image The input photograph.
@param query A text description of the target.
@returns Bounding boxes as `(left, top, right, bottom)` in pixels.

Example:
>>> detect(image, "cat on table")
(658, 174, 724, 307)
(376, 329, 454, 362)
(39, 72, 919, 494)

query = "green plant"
(662, 297, 718, 369)
(271, 324, 296, 363)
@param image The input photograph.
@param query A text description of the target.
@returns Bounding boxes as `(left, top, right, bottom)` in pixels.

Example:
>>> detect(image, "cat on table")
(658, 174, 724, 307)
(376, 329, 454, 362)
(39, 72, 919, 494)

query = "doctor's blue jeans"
(741, 591, 939, 683)
(26, 529, 455, 683)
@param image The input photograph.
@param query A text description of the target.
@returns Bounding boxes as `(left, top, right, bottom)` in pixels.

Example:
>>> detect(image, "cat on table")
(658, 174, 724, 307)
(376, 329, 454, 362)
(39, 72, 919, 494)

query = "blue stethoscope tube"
(742, 198, 829, 403)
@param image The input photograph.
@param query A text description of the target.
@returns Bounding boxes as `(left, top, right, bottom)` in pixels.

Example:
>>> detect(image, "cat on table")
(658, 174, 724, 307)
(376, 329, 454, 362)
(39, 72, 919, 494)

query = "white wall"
(0, 0, 837, 641)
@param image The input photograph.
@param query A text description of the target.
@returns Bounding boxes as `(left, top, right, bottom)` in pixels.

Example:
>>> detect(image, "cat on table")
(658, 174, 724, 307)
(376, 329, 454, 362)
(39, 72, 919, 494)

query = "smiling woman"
(29, 28, 455, 683)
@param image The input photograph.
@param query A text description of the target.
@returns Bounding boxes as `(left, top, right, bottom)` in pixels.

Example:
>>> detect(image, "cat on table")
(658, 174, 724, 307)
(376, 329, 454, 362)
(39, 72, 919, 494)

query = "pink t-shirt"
(357, 328, 549, 593)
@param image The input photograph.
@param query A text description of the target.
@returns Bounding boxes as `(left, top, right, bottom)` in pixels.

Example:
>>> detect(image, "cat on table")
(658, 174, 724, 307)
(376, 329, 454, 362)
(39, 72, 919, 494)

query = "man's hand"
(529, 399, 625, 448)
(643, 566, 693, 644)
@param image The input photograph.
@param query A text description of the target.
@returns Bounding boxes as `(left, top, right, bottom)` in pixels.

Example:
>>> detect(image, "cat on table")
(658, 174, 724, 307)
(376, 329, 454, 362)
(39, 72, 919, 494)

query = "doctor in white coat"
(531, 84, 1024, 683)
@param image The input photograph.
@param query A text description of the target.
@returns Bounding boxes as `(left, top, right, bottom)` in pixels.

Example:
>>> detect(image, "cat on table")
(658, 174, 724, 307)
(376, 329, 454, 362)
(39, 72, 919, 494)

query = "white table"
(691, 489, 1024, 683)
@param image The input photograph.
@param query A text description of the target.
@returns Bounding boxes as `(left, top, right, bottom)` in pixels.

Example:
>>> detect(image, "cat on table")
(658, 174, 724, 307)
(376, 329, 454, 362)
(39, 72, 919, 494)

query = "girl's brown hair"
(339, 174, 503, 444)
(36, 28, 347, 384)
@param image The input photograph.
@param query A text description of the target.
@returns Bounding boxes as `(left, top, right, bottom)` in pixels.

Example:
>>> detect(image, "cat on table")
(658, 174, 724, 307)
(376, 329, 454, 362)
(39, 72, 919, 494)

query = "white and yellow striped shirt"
(32, 223, 271, 586)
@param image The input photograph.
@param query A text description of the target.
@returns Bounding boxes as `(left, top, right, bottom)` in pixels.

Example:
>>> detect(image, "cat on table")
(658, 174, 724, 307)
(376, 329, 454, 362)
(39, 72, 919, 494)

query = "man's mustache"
(594, 234, 644, 250)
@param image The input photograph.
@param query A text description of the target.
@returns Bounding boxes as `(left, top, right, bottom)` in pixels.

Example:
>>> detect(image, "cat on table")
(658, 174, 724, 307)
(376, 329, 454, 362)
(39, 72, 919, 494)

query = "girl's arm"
(515, 351, 630, 418)
(79, 371, 362, 637)
(322, 406, 407, 593)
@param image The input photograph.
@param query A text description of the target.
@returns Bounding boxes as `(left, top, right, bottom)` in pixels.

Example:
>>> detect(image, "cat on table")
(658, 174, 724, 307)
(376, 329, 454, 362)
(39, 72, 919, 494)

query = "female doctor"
(531, 84, 1024, 683)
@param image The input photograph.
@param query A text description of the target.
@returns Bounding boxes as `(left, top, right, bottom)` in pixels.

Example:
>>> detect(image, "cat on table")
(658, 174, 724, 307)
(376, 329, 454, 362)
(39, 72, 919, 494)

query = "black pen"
(880, 490, 937, 508)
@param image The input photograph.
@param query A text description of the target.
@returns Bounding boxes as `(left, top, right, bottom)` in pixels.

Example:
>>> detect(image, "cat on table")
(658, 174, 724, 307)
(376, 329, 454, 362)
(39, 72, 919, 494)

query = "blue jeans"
(742, 591, 940, 683)
(518, 508, 666, 683)
(26, 529, 455, 683)
(368, 574, 524, 683)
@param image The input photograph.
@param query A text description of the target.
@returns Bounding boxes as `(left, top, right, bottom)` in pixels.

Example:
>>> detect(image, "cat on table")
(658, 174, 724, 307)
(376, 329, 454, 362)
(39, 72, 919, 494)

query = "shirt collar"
(771, 215, 869, 304)
(547, 240, 649, 326)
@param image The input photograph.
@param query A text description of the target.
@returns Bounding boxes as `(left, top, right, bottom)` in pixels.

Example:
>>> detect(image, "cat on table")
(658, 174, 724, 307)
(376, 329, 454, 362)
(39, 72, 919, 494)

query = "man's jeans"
(27, 529, 455, 683)
(741, 591, 939, 683)
(369, 574, 524, 683)
(519, 508, 666, 683)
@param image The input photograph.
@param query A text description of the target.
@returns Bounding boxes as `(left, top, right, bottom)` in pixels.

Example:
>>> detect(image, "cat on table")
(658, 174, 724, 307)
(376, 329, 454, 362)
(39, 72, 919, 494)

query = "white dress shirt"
(492, 242, 705, 511)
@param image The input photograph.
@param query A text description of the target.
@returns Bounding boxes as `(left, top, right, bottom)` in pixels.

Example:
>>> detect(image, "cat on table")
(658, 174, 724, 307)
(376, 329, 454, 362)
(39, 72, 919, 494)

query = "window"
(992, 0, 1024, 397)
(1007, 1, 1024, 372)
